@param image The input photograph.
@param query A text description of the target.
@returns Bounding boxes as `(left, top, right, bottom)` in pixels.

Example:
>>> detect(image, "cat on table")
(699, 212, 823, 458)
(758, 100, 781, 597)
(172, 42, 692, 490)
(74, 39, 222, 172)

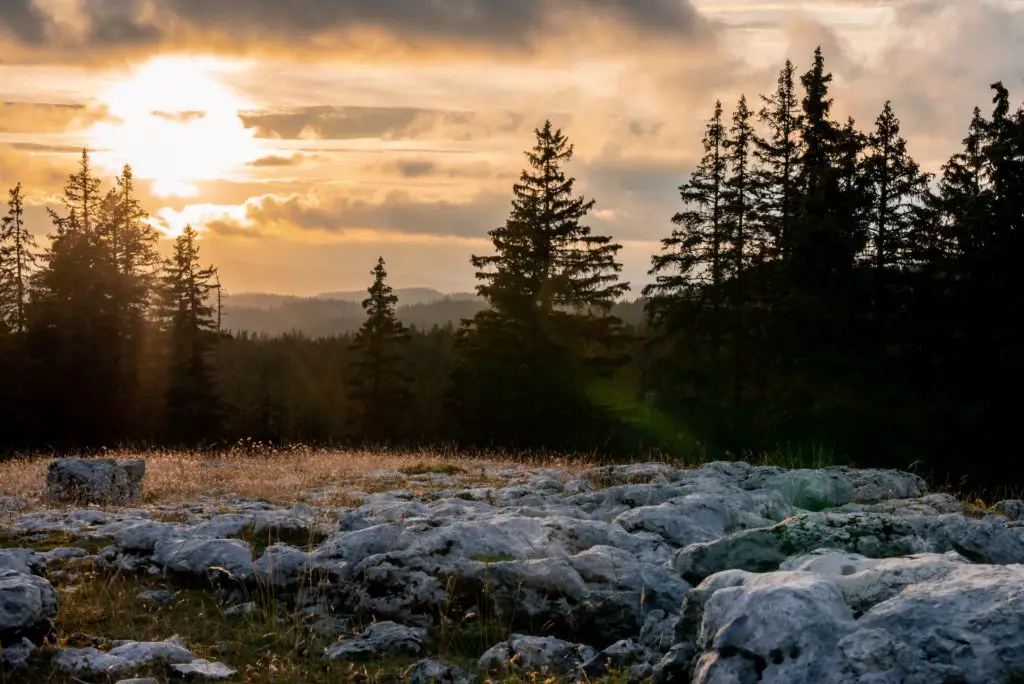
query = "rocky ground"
(3, 455, 1024, 683)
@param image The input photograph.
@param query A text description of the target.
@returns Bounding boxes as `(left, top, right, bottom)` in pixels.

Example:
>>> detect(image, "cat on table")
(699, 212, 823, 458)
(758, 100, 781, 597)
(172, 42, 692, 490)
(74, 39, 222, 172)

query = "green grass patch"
(469, 553, 517, 564)
(0, 529, 110, 555)
(400, 463, 467, 477)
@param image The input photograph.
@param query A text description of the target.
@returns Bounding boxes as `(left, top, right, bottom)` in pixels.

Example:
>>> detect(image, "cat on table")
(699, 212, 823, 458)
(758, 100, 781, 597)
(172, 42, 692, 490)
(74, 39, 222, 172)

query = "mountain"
(314, 287, 477, 306)
(221, 290, 646, 337)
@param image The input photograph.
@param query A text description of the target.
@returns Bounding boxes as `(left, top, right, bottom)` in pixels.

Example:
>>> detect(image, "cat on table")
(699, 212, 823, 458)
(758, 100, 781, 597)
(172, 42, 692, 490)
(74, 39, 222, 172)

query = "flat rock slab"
(46, 458, 146, 505)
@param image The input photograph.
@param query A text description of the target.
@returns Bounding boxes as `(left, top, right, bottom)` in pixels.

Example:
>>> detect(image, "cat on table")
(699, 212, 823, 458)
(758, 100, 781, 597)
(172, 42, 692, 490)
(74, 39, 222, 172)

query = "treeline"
(1, 48, 1022, 487)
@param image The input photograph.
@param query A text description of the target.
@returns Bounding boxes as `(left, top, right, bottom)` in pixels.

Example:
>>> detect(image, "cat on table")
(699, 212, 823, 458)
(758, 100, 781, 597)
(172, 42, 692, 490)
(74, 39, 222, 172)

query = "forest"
(1, 48, 1021, 489)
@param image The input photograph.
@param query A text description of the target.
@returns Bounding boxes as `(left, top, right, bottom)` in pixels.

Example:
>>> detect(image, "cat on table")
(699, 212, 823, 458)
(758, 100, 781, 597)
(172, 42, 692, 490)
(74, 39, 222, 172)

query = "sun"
(88, 56, 261, 198)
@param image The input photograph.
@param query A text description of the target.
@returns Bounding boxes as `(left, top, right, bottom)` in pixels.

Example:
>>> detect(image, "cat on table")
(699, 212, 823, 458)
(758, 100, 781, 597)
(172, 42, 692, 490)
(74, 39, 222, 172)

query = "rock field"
(4, 457, 1024, 682)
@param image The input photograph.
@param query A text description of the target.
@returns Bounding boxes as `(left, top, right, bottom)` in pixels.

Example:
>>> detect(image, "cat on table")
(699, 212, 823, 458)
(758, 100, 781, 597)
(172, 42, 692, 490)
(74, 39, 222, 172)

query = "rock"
(690, 571, 854, 683)
(1, 637, 35, 666)
(323, 621, 427, 661)
(0, 571, 58, 648)
(171, 659, 236, 679)
(136, 588, 175, 606)
(114, 679, 161, 684)
(842, 564, 1024, 683)
(993, 500, 1024, 521)
(46, 458, 146, 505)
(479, 634, 597, 676)
(743, 469, 856, 511)
(673, 511, 1024, 583)
(0, 548, 42, 576)
(406, 658, 474, 684)
(582, 639, 654, 678)
(53, 639, 194, 674)
(154, 537, 255, 583)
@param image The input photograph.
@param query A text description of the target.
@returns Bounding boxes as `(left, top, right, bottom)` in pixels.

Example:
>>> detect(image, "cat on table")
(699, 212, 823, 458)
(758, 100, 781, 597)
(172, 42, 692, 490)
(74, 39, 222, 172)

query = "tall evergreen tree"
(0, 183, 37, 334)
(31, 149, 122, 444)
(755, 60, 804, 260)
(646, 100, 728, 312)
(348, 257, 411, 442)
(723, 95, 759, 279)
(157, 225, 220, 443)
(451, 120, 631, 450)
(644, 101, 735, 442)
(863, 102, 931, 270)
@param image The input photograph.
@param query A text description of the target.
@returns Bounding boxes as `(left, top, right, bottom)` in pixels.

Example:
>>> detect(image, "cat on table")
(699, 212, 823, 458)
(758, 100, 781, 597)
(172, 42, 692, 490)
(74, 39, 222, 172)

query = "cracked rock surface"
(6, 458, 1024, 682)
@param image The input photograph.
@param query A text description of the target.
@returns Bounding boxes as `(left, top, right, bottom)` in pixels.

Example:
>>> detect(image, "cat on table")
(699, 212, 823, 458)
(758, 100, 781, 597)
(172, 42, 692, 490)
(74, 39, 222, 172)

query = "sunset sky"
(1, 0, 1022, 296)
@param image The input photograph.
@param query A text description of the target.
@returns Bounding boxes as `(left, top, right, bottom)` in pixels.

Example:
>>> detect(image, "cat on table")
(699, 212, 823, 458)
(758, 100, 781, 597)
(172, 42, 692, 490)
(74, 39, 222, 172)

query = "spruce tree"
(451, 120, 630, 450)
(348, 257, 411, 442)
(0, 183, 37, 333)
(863, 102, 932, 270)
(644, 101, 734, 440)
(157, 225, 220, 443)
(31, 149, 122, 444)
(646, 100, 728, 313)
(723, 95, 759, 280)
(755, 60, 804, 259)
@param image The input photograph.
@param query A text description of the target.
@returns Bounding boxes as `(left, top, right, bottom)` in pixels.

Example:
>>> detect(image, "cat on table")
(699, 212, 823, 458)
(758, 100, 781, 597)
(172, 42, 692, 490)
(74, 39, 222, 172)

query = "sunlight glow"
(88, 56, 261, 198)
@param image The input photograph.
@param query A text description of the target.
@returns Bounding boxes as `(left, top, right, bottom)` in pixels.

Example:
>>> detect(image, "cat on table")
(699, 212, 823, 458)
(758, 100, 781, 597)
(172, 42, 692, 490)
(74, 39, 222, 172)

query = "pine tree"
(863, 102, 931, 270)
(755, 60, 804, 260)
(0, 183, 37, 333)
(31, 149, 122, 444)
(157, 225, 220, 443)
(49, 149, 102, 236)
(646, 100, 728, 314)
(723, 95, 759, 280)
(472, 120, 629, 319)
(451, 120, 631, 450)
(929, 106, 991, 270)
(792, 47, 864, 276)
(348, 257, 411, 442)
(644, 101, 735, 441)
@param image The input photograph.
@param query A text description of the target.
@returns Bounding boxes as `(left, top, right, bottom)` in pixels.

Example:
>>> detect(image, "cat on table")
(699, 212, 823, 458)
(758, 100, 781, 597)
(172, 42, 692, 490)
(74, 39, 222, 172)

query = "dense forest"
(1, 48, 1022, 489)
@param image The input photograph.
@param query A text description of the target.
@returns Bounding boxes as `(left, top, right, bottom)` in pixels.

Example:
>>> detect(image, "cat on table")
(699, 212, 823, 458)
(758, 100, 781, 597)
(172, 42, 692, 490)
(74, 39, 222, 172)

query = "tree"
(723, 95, 759, 280)
(755, 60, 803, 260)
(863, 102, 931, 270)
(644, 101, 737, 444)
(157, 225, 220, 443)
(30, 149, 122, 444)
(451, 120, 631, 450)
(646, 100, 729, 313)
(348, 257, 411, 442)
(0, 183, 37, 333)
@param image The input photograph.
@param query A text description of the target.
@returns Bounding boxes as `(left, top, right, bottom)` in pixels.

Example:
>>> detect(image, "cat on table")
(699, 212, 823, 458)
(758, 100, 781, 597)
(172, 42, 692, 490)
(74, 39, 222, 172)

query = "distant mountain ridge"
(225, 287, 478, 311)
(221, 288, 645, 337)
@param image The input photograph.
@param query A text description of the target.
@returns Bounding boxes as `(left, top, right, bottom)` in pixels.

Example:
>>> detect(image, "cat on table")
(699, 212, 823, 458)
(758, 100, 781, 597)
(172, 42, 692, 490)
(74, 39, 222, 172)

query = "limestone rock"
(46, 458, 146, 505)
(0, 571, 57, 648)
(323, 621, 427, 661)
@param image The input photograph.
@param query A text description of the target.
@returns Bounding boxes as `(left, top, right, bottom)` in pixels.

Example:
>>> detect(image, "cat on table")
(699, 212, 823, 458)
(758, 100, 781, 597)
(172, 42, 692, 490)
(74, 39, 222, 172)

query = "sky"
(1, 0, 1022, 296)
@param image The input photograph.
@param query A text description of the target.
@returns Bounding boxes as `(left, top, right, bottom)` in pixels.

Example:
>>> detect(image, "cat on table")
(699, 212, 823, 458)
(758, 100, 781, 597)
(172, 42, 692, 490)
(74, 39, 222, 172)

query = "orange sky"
(1, 0, 1022, 295)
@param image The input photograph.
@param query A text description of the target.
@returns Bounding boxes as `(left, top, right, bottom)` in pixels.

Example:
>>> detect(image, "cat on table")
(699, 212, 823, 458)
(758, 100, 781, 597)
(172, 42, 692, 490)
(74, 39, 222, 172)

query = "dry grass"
(0, 447, 599, 513)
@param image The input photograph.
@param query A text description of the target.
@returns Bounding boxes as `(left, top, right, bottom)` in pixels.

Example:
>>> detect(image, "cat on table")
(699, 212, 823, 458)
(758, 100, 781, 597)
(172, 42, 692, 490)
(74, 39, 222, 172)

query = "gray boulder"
(479, 634, 597, 676)
(0, 571, 58, 648)
(406, 658, 474, 684)
(323, 621, 427, 661)
(46, 458, 146, 505)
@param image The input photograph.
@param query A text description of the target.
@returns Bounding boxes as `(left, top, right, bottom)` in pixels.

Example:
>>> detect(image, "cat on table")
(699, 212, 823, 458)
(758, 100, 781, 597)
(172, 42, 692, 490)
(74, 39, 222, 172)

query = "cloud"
(246, 154, 310, 168)
(0, 101, 113, 133)
(161, 188, 511, 242)
(0, 0, 52, 45)
(239, 106, 531, 142)
(0, 0, 714, 63)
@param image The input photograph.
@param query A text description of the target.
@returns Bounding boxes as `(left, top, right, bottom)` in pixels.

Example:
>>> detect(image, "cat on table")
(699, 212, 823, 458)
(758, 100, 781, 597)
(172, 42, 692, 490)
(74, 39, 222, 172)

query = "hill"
(221, 290, 646, 337)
